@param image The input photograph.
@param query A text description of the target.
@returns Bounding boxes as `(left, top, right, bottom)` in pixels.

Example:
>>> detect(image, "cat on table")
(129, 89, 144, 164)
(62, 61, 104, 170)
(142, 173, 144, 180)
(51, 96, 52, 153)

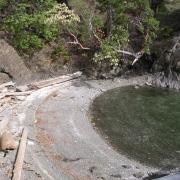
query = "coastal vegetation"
(0, 0, 179, 80)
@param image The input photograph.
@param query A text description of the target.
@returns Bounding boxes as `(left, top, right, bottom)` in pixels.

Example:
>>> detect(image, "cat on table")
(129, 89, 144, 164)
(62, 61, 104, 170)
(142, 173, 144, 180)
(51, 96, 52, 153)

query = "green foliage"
(13, 34, 43, 51)
(51, 44, 70, 64)
(0, 0, 7, 10)
(140, 2, 159, 52)
(45, 3, 80, 25)
(94, 26, 129, 65)
(92, 16, 104, 29)
(94, 0, 159, 65)
(157, 26, 173, 39)
(94, 46, 119, 66)
(1, 1, 79, 53)
(69, 0, 93, 42)
(1, 1, 56, 52)
(0, 0, 160, 71)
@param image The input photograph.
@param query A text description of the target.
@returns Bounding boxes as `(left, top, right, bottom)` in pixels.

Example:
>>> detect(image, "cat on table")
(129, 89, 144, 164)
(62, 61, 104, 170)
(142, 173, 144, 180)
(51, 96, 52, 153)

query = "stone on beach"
(0, 131, 17, 151)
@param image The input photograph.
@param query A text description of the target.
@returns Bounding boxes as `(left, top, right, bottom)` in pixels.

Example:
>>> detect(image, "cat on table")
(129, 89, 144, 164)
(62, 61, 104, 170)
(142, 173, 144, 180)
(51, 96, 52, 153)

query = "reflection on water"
(91, 86, 180, 167)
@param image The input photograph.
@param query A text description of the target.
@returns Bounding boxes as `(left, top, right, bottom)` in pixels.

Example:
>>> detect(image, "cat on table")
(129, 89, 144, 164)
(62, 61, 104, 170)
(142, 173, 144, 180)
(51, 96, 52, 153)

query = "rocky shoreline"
(0, 74, 159, 180)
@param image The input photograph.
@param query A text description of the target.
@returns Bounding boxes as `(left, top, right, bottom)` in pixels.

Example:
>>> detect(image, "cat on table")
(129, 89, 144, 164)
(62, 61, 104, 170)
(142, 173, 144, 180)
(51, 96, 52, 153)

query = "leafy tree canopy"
(0, 0, 159, 67)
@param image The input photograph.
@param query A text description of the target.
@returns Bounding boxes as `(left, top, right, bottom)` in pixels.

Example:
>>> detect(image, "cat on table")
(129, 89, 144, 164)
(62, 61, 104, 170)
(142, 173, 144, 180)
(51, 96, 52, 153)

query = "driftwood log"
(29, 71, 82, 89)
(12, 127, 28, 180)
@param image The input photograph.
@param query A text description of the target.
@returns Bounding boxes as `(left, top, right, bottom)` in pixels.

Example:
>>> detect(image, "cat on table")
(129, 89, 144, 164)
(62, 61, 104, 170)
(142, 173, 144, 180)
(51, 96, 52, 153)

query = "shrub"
(157, 26, 173, 39)
(2, 1, 79, 53)
(0, 0, 7, 10)
(51, 44, 70, 64)
(94, 0, 159, 66)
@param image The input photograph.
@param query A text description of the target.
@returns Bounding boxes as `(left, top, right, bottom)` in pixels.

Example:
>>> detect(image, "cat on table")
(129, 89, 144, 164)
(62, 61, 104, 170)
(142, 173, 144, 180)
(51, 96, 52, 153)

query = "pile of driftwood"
(0, 71, 82, 180)
(0, 71, 82, 131)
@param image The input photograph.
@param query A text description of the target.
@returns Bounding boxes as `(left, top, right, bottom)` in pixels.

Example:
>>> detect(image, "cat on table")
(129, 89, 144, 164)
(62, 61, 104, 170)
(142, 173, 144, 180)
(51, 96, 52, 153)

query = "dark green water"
(91, 86, 180, 168)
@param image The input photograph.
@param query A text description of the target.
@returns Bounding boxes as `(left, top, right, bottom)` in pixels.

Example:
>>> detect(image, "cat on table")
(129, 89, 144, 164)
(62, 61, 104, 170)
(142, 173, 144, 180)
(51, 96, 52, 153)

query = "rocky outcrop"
(152, 37, 180, 90)
(0, 72, 11, 84)
(0, 39, 32, 84)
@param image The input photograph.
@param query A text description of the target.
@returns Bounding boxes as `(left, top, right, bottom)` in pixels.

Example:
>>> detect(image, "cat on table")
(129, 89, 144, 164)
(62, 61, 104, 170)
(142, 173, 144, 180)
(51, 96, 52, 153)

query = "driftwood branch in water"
(67, 32, 90, 50)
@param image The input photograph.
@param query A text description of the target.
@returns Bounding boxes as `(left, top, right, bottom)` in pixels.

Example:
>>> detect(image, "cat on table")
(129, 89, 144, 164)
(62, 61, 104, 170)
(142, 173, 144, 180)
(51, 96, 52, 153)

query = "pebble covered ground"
(0, 75, 158, 180)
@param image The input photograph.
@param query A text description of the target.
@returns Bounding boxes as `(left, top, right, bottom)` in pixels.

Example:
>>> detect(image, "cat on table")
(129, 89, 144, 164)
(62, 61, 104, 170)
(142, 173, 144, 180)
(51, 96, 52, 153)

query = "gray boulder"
(0, 39, 32, 84)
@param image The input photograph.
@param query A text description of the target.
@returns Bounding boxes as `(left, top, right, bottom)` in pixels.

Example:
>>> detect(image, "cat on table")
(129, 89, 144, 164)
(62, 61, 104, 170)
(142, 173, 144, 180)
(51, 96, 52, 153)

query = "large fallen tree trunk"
(29, 71, 82, 89)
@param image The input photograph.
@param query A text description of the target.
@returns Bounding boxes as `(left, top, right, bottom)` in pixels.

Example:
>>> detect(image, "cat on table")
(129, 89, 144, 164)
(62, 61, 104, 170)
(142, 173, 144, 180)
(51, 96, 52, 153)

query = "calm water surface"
(91, 86, 180, 167)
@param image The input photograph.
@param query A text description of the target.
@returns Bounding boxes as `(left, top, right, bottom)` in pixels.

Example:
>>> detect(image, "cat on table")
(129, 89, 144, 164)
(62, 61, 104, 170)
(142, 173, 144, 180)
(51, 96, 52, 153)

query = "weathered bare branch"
(132, 52, 144, 65)
(116, 49, 136, 57)
(115, 48, 144, 65)
(67, 32, 90, 50)
(171, 40, 180, 53)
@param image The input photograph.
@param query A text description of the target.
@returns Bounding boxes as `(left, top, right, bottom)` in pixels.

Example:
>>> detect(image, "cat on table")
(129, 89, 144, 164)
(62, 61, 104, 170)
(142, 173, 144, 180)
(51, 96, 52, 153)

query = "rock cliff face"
(0, 40, 32, 84)
(152, 36, 180, 90)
